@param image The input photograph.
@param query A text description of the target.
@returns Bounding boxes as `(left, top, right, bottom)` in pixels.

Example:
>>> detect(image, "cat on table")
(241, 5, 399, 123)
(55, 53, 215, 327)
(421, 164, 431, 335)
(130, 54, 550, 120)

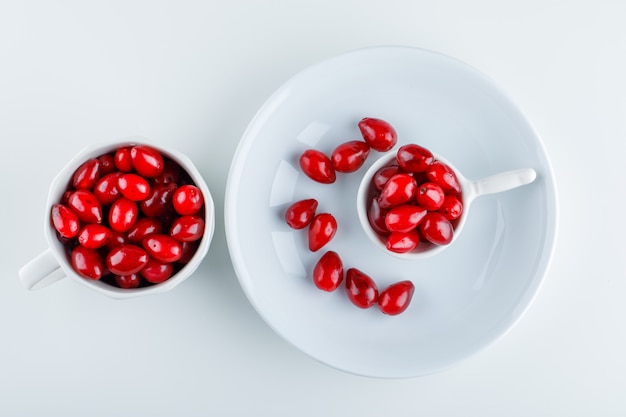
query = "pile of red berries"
(366, 144, 464, 253)
(50, 144, 205, 289)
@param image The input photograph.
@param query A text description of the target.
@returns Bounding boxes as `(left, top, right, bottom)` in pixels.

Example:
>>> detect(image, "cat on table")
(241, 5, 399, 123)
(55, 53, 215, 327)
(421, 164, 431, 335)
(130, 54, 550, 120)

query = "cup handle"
(19, 248, 67, 290)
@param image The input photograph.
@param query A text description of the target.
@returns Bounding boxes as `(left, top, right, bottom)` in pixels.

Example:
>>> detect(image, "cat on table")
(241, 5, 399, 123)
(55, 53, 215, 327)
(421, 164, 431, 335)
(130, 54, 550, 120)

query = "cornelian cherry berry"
(378, 281, 415, 315)
(299, 149, 336, 184)
(358, 117, 398, 152)
(345, 268, 379, 308)
(285, 199, 318, 229)
(397, 144, 434, 173)
(312, 251, 344, 292)
(173, 185, 204, 215)
(330, 140, 370, 173)
(308, 213, 337, 252)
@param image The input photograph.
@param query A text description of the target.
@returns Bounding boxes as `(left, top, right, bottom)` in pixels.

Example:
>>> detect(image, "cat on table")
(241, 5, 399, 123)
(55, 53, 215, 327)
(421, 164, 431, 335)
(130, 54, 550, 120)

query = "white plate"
(225, 46, 558, 378)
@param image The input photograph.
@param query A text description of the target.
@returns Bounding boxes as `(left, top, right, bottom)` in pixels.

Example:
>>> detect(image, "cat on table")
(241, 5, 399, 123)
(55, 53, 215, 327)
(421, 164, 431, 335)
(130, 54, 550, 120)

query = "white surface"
(1, 0, 624, 415)
(225, 46, 557, 378)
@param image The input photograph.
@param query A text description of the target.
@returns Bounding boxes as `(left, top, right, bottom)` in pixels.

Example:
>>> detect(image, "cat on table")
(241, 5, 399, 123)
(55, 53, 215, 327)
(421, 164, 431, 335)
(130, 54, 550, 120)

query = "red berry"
(396, 144, 434, 173)
(117, 173, 150, 201)
(372, 164, 402, 192)
(71, 246, 104, 280)
(345, 268, 379, 308)
(425, 161, 461, 194)
(106, 244, 149, 275)
(153, 160, 181, 184)
(378, 280, 415, 315)
(67, 190, 103, 224)
(140, 182, 177, 217)
(308, 213, 337, 252)
(384, 204, 427, 233)
(367, 197, 389, 235)
(114, 147, 134, 172)
(93, 172, 122, 205)
(377, 173, 417, 209)
(172, 184, 204, 215)
(77, 224, 112, 249)
(140, 258, 174, 284)
(386, 230, 420, 253)
(312, 251, 344, 292)
(416, 182, 445, 211)
(108, 197, 139, 233)
(439, 195, 463, 220)
(51, 203, 80, 238)
(358, 117, 397, 152)
(142, 234, 183, 263)
(170, 215, 205, 242)
(330, 140, 370, 173)
(98, 153, 116, 175)
(72, 158, 101, 190)
(299, 149, 336, 184)
(130, 145, 164, 178)
(115, 273, 141, 289)
(419, 212, 454, 245)
(126, 217, 163, 243)
(285, 199, 318, 229)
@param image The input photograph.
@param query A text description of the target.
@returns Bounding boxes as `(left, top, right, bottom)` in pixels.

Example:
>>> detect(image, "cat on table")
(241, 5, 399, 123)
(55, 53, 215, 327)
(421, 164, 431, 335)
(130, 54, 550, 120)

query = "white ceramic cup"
(18, 137, 215, 299)
(357, 152, 537, 260)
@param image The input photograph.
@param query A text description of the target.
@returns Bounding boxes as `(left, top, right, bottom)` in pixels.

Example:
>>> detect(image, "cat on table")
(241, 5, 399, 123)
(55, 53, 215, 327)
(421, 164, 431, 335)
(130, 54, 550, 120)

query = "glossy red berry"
(140, 258, 174, 284)
(377, 173, 417, 209)
(126, 217, 163, 243)
(130, 145, 164, 178)
(117, 173, 150, 201)
(77, 224, 112, 249)
(98, 154, 116, 175)
(140, 182, 177, 217)
(397, 144, 434, 173)
(312, 251, 344, 292)
(170, 215, 204, 242)
(331, 140, 370, 173)
(106, 244, 149, 276)
(386, 230, 420, 253)
(425, 161, 461, 194)
(72, 158, 101, 190)
(358, 117, 397, 152)
(93, 172, 122, 205)
(308, 213, 337, 252)
(372, 164, 403, 192)
(416, 182, 445, 211)
(345, 268, 379, 308)
(367, 197, 389, 235)
(285, 199, 318, 229)
(67, 190, 103, 224)
(172, 184, 204, 215)
(299, 149, 336, 184)
(142, 234, 183, 263)
(114, 147, 134, 172)
(439, 195, 463, 220)
(71, 246, 104, 280)
(51, 203, 80, 238)
(378, 280, 415, 315)
(384, 204, 427, 233)
(114, 273, 141, 289)
(108, 197, 138, 233)
(419, 212, 454, 245)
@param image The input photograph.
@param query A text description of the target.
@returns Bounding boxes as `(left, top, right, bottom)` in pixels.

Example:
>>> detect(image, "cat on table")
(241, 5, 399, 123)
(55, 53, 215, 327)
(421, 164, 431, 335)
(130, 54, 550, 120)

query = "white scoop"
(356, 152, 537, 260)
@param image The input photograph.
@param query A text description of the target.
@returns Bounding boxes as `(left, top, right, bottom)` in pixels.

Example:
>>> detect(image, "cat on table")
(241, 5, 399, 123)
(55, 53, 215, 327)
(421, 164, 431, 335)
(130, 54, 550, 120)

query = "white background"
(1, 0, 625, 415)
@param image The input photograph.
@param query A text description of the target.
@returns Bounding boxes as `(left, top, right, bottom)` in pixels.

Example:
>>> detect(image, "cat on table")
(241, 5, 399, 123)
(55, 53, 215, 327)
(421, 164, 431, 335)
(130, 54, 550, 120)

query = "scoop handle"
(470, 168, 537, 197)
